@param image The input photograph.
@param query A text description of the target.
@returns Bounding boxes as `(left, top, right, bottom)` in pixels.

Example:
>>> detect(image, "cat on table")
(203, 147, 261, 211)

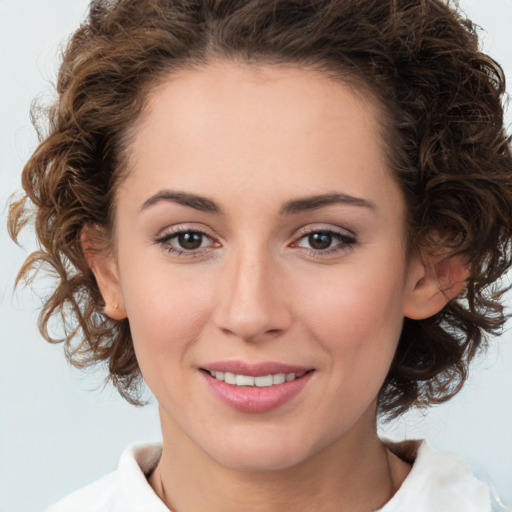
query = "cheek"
(293, 259, 406, 380)
(295, 273, 405, 431)
(118, 253, 213, 375)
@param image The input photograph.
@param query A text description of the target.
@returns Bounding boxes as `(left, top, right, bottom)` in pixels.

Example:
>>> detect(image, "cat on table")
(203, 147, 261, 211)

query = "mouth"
(203, 369, 310, 387)
(199, 362, 315, 413)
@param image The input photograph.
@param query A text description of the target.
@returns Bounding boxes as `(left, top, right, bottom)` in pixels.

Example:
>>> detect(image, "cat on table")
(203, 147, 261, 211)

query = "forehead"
(135, 61, 381, 153)
(119, 61, 403, 223)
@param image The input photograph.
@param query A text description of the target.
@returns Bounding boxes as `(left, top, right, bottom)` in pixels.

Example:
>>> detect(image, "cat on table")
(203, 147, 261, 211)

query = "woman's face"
(109, 62, 423, 471)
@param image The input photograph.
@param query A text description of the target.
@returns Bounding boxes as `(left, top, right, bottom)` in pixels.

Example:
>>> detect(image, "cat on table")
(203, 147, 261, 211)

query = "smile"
(206, 370, 305, 387)
(201, 365, 315, 413)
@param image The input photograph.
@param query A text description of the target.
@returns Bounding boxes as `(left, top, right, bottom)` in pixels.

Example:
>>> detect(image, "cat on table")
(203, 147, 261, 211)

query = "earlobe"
(80, 229, 127, 321)
(403, 253, 469, 320)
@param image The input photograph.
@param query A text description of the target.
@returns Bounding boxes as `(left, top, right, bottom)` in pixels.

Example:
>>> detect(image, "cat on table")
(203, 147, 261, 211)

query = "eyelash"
(154, 226, 218, 257)
(154, 226, 357, 258)
(291, 227, 357, 258)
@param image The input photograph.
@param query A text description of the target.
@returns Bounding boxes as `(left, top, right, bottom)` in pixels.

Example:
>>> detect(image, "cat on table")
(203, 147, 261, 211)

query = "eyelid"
(293, 224, 356, 240)
(155, 222, 218, 239)
(289, 224, 357, 257)
(153, 223, 222, 256)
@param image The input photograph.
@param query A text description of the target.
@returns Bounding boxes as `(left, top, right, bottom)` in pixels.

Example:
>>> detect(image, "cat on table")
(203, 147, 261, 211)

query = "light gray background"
(1, 1, 511, 511)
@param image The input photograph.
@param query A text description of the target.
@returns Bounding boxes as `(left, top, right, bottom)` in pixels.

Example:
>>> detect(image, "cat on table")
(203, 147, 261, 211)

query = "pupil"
(178, 232, 202, 250)
(309, 233, 332, 250)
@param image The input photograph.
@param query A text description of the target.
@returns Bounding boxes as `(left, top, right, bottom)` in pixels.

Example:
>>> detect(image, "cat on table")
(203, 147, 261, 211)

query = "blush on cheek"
(300, 275, 404, 397)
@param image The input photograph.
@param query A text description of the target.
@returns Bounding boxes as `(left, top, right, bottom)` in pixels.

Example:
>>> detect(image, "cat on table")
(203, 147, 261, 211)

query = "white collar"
(378, 440, 491, 512)
(119, 440, 491, 512)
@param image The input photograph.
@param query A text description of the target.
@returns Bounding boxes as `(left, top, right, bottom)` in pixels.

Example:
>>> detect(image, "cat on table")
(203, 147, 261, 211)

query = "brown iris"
(178, 232, 203, 250)
(308, 232, 333, 250)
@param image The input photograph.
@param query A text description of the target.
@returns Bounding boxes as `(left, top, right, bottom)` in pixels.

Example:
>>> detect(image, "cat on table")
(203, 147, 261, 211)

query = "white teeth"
(224, 372, 236, 385)
(255, 375, 273, 387)
(209, 371, 300, 387)
(273, 373, 286, 385)
(236, 374, 255, 386)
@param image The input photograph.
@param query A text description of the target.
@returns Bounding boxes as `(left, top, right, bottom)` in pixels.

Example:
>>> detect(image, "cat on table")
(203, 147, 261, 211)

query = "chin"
(201, 429, 323, 473)
(214, 447, 311, 473)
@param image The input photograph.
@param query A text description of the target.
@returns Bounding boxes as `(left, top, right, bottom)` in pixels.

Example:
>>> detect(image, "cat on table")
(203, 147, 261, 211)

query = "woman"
(7, 0, 512, 510)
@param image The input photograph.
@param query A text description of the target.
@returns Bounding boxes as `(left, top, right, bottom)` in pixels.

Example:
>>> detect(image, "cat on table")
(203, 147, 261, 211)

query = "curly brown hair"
(8, 0, 512, 418)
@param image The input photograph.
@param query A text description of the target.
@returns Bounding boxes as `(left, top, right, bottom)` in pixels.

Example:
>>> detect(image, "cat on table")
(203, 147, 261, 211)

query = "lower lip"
(201, 371, 314, 413)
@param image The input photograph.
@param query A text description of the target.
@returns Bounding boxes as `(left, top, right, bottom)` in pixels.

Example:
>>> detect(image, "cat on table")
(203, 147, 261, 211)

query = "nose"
(213, 247, 292, 343)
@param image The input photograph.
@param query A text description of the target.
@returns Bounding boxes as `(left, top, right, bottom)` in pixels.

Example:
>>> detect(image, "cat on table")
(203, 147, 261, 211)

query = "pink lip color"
(203, 360, 310, 377)
(200, 361, 314, 414)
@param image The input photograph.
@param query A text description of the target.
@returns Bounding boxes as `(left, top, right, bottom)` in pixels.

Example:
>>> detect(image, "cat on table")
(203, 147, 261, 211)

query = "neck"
(149, 406, 410, 512)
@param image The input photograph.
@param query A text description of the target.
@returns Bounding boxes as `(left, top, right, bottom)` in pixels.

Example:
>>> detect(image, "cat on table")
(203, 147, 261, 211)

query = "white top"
(46, 441, 495, 512)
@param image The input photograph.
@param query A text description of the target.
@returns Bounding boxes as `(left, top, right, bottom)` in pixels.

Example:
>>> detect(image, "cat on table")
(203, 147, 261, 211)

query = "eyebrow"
(140, 190, 375, 215)
(140, 190, 223, 214)
(279, 193, 376, 215)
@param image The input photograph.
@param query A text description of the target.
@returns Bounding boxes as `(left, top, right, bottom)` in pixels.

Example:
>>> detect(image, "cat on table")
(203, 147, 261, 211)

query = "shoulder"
(380, 440, 494, 512)
(46, 442, 168, 512)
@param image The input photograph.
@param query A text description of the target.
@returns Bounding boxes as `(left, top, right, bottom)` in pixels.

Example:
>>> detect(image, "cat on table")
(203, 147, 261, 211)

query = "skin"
(91, 61, 463, 511)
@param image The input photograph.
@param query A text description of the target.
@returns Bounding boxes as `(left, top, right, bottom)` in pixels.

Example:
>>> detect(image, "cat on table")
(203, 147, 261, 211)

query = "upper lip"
(200, 360, 313, 377)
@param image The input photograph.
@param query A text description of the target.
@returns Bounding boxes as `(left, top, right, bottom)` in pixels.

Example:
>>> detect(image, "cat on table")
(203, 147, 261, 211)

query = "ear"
(81, 228, 127, 321)
(403, 252, 469, 320)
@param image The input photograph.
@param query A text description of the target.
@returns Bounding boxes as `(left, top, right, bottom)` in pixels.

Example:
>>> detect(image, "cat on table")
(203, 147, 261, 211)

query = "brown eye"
(308, 232, 332, 250)
(292, 228, 356, 257)
(155, 228, 219, 256)
(177, 232, 204, 250)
